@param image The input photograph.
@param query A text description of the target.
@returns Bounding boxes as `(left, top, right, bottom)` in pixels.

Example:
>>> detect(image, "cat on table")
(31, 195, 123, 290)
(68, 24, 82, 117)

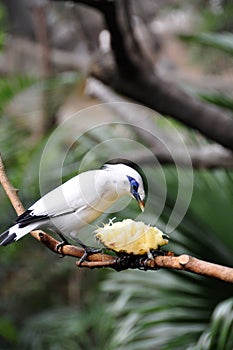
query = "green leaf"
(101, 168, 233, 350)
(0, 317, 18, 343)
(0, 76, 36, 112)
(180, 32, 233, 56)
(19, 306, 114, 350)
(189, 298, 233, 350)
(198, 93, 233, 112)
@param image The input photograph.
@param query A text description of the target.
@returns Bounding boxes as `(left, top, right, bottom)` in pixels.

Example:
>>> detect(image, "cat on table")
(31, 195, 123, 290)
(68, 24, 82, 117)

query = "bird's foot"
(150, 249, 166, 257)
(56, 238, 70, 258)
(77, 246, 102, 266)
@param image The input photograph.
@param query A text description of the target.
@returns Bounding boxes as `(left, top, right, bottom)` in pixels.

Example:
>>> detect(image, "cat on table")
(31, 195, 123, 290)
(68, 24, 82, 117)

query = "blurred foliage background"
(0, 1, 233, 349)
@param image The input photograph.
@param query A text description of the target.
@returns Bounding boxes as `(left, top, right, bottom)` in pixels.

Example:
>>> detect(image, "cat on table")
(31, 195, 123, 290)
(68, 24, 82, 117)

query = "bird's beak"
(138, 199, 145, 212)
(133, 192, 145, 212)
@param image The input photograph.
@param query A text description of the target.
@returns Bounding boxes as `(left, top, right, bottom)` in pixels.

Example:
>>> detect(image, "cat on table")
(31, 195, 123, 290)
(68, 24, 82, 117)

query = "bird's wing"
(16, 169, 108, 228)
(16, 174, 90, 227)
(16, 208, 77, 228)
(16, 210, 49, 227)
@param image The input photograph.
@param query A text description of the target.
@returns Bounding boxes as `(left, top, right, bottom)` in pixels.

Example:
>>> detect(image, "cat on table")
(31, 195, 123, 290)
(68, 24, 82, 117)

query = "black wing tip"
(0, 231, 17, 246)
(16, 209, 48, 228)
(16, 210, 33, 223)
(0, 230, 9, 243)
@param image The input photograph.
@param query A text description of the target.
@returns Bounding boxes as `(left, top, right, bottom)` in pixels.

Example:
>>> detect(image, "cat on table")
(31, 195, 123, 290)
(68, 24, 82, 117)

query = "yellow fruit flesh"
(95, 219, 168, 255)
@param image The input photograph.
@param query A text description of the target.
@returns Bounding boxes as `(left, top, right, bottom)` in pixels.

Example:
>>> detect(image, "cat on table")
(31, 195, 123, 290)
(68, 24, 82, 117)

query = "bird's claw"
(56, 240, 70, 258)
(78, 246, 102, 266)
(150, 249, 166, 257)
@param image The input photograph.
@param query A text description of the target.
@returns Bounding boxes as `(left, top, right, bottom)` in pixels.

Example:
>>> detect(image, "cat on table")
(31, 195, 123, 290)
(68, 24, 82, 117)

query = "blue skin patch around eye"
(127, 176, 140, 200)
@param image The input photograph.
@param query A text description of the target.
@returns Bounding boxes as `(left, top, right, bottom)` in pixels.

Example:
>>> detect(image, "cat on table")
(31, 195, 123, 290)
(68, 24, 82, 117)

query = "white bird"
(0, 161, 146, 260)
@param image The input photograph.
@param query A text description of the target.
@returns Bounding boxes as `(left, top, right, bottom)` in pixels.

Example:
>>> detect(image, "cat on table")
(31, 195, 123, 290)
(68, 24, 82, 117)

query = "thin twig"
(0, 154, 233, 282)
(0, 155, 25, 214)
(0, 154, 44, 242)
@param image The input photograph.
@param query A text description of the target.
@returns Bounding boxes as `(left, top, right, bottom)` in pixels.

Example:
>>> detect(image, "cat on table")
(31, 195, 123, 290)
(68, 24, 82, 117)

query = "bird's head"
(102, 160, 147, 212)
(126, 174, 145, 211)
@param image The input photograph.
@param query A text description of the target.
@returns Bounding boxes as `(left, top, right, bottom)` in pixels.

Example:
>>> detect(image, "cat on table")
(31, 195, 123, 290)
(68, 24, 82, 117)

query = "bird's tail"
(0, 223, 36, 246)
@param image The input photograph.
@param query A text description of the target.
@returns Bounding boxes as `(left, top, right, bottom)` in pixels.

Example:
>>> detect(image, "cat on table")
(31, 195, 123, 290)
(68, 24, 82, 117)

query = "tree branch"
(50, 0, 233, 151)
(0, 154, 233, 282)
(86, 78, 233, 169)
(93, 1, 233, 150)
(78, 254, 233, 284)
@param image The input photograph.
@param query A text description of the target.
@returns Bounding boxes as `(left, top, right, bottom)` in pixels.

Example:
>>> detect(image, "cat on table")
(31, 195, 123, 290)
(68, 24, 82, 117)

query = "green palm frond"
(101, 168, 233, 350)
(19, 306, 114, 350)
(0, 76, 37, 112)
(180, 32, 233, 56)
(188, 298, 233, 350)
(198, 93, 233, 111)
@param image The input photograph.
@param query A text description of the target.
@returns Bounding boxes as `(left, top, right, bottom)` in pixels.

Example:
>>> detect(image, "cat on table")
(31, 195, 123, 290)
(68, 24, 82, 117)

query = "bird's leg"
(151, 248, 166, 257)
(75, 237, 102, 265)
(78, 246, 103, 265)
(56, 233, 71, 257)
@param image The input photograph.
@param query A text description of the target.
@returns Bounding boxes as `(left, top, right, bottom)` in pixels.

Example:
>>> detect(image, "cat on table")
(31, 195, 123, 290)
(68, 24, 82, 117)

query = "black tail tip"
(0, 231, 17, 246)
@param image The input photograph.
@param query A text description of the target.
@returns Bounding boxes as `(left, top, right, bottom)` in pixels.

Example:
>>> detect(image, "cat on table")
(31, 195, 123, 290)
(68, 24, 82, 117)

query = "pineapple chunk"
(95, 219, 169, 256)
